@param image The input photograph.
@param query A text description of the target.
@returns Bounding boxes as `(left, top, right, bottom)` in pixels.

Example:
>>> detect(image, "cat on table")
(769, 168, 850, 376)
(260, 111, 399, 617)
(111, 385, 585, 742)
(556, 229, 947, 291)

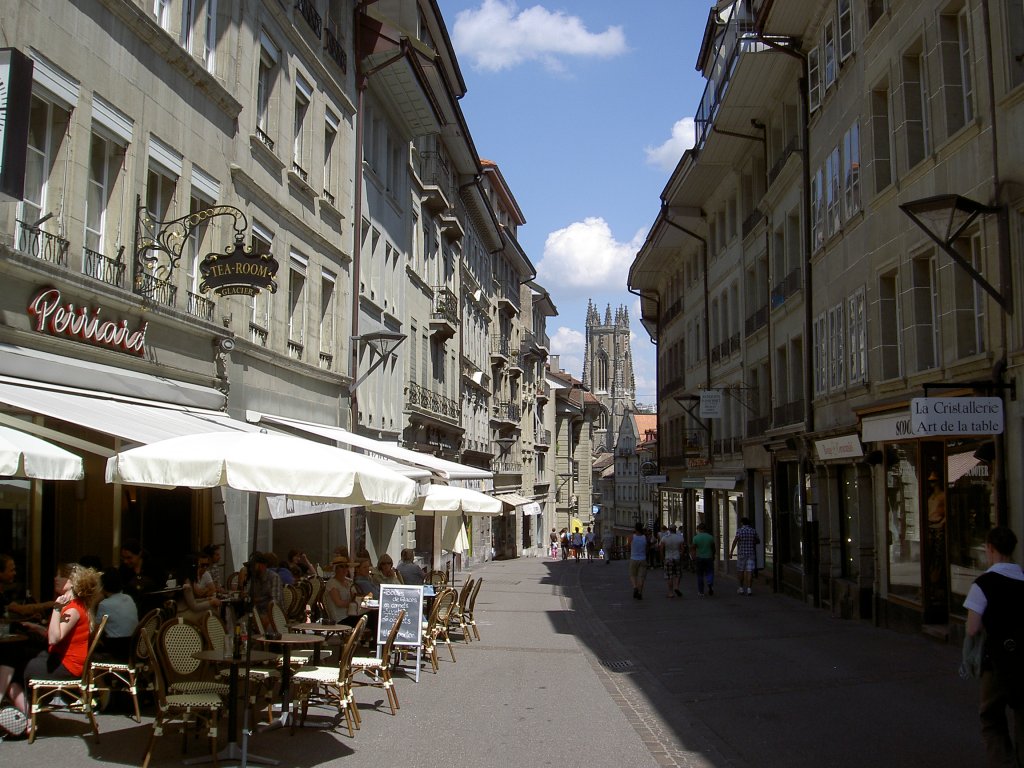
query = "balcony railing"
(324, 26, 347, 73)
(322, 189, 336, 206)
(295, 0, 322, 38)
(417, 150, 454, 209)
(770, 267, 801, 309)
(536, 429, 551, 447)
(250, 323, 268, 346)
(431, 286, 458, 326)
(16, 220, 69, 267)
(663, 297, 683, 323)
(745, 304, 768, 336)
(186, 291, 215, 321)
(769, 135, 800, 186)
(773, 399, 805, 426)
(742, 208, 763, 237)
(82, 246, 126, 289)
(135, 273, 177, 307)
(406, 380, 461, 423)
(490, 334, 510, 360)
(287, 340, 303, 360)
(492, 400, 521, 423)
(490, 458, 523, 474)
(694, 14, 760, 150)
(319, 351, 333, 370)
(291, 162, 309, 183)
(255, 127, 274, 151)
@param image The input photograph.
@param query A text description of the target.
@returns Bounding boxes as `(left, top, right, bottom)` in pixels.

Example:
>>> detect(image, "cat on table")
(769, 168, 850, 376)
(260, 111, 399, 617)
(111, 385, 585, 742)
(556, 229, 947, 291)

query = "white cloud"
(644, 117, 696, 172)
(451, 0, 627, 73)
(537, 217, 644, 295)
(549, 326, 584, 376)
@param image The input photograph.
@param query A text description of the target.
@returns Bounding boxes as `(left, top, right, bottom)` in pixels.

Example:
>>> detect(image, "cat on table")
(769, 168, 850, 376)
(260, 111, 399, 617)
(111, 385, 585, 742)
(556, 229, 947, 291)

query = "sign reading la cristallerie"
(28, 287, 148, 356)
(199, 234, 279, 297)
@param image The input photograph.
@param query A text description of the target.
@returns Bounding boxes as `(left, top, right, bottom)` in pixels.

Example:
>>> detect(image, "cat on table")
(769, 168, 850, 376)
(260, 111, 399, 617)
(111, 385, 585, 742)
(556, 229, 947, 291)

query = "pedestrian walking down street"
(601, 527, 614, 565)
(571, 528, 584, 561)
(659, 525, 685, 597)
(629, 522, 648, 600)
(691, 522, 716, 597)
(584, 527, 595, 561)
(549, 528, 559, 559)
(962, 526, 1024, 767)
(729, 517, 759, 595)
(560, 528, 570, 561)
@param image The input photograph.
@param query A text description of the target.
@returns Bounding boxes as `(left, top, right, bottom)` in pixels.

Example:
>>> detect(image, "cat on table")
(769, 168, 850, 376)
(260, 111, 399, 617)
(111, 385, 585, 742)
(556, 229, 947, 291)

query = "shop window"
(946, 438, 996, 610)
(885, 443, 921, 601)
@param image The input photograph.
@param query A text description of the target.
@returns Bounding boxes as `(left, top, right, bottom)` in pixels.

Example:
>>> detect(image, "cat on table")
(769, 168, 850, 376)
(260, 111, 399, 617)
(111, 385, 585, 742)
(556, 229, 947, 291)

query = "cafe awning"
(248, 411, 492, 483)
(495, 492, 534, 509)
(0, 376, 257, 454)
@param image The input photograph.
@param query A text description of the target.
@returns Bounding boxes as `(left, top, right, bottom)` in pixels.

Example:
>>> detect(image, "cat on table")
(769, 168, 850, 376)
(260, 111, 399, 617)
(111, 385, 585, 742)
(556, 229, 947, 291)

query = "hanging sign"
(199, 232, 279, 297)
(909, 397, 1003, 436)
(699, 389, 722, 418)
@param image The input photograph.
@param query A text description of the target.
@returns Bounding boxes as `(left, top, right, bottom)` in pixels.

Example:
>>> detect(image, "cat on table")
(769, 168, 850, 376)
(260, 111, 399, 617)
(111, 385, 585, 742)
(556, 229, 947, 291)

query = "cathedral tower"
(582, 300, 637, 453)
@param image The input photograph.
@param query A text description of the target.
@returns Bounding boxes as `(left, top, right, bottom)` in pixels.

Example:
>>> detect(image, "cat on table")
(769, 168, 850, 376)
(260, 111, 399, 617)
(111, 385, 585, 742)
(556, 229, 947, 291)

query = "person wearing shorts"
(729, 517, 759, 595)
(659, 525, 685, 597)
(629, 522, 648, 600)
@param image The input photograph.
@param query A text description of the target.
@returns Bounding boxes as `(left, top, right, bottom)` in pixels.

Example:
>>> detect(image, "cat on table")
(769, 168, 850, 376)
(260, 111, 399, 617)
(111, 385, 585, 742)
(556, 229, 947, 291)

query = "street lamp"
(899, 194, 1008, 313)
(348, 331, 406, 393)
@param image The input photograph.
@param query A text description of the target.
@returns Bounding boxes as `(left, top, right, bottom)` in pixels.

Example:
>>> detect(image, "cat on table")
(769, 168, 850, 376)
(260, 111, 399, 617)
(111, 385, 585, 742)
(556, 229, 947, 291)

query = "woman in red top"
(11, 564, 100, 719)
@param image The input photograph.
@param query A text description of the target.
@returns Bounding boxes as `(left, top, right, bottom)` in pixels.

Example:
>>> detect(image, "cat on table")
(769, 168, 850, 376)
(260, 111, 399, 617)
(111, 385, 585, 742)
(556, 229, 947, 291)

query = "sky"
(435, 0, 708, 406)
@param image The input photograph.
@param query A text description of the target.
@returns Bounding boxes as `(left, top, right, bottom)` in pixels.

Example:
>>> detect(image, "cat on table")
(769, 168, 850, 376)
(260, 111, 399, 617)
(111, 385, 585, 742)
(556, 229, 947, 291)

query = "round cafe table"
(254, 633, 323, 729)
(288, 622, 352, 664)
(186, 649, 279, 766)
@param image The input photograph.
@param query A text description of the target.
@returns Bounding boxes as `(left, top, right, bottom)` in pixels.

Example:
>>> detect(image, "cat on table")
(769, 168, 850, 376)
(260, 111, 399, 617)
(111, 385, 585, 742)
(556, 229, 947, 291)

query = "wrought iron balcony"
(135, 273, 177, 307)
(491, 400, 520, 424)
(324, 26, 347, 73)
(186, 291, 215, 321)
(255, 127, 274, 151)
(773, 399, 805, 426)
(745, 304, 769, 336)
(406, 381, 461, 424)
(16, 220, 69, 267)
(295, 0, 322, 38)
(83, 246, 126, 289)
(769, 135, 800, 186)
(417, 151, 454, 212)
(536, 429, 551, 447)
(490, 334, 510, 362)
(770, 267, 801, 309)
(430, 286, 458, 341)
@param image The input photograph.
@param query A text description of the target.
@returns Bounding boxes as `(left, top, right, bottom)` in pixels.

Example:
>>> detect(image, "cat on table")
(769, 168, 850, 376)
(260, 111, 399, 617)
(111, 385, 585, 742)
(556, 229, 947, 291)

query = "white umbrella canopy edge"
(368, 483, 502, 516)
(104, 431, 417, 505)
(0, 423, 84, 480)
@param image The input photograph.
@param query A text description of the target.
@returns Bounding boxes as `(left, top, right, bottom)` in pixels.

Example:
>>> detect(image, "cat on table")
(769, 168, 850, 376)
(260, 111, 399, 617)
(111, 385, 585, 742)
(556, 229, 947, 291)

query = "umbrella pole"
(240, 491, 261, 768)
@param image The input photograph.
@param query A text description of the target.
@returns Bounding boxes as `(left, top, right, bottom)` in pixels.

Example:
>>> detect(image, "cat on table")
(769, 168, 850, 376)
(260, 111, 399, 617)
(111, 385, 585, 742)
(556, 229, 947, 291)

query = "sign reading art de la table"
(28, 287, 148, 356)
(910, 397, 1004, 436)
(199, 233, 279, 298)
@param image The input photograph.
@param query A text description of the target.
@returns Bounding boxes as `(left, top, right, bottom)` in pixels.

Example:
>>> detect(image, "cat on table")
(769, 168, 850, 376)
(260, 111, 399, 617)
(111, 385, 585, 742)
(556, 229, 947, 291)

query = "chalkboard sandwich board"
(377, 584, 424, 648)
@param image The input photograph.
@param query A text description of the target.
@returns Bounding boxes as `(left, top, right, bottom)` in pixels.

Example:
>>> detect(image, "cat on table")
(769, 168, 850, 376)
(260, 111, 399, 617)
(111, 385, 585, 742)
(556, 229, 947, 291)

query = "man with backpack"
(963, 526, 1024, 766)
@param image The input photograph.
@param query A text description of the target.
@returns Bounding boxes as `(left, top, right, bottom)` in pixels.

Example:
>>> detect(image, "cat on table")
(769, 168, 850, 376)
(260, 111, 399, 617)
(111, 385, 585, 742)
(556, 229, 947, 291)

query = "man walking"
(584, 527, 595, 561)
(659, 525, 685, 597)
(963, 526, 1024, 767)
(628, 522, 648, 600)
(691, 522, 716, 597)
(729, 517, 759, 596)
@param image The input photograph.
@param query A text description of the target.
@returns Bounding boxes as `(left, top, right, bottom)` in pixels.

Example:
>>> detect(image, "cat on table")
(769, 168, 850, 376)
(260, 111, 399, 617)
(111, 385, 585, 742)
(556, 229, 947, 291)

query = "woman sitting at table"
(372, 554, 403, 586)
(8, 564, 100, 720)
(323, 557, 357, 625)
(353, 558, 379, 601)
(175, 559, 222, 623)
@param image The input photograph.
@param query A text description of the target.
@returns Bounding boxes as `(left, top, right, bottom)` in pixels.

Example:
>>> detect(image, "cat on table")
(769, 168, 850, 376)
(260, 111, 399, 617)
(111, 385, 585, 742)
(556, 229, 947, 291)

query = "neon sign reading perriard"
(28, 287, 148, 356)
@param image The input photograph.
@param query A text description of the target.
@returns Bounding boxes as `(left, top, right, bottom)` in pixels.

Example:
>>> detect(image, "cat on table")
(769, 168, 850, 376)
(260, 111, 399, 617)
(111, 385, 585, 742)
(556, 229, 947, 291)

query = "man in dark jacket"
(963, 526, 1024, 767)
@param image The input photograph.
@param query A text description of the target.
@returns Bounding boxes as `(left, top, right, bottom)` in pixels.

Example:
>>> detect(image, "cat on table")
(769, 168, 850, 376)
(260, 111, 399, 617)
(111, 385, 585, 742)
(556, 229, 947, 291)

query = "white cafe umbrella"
(370, 483, 501, 516)
(105, 431, 417, 506)
(104, 430, 417, 767)
(0, 424, 84, 480)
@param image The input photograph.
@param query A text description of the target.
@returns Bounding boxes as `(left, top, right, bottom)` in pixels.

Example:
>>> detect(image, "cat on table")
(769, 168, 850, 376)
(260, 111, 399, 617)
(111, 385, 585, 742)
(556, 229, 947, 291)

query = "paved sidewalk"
(0, 555, 982, 767)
